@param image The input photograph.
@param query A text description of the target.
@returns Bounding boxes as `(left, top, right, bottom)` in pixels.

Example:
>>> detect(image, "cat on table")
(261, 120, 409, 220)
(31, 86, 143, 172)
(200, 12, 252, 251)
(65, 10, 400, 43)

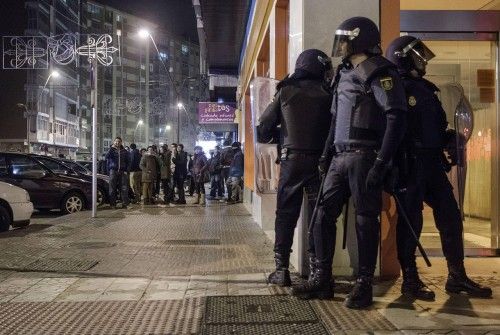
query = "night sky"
(94, 0, 198, 43)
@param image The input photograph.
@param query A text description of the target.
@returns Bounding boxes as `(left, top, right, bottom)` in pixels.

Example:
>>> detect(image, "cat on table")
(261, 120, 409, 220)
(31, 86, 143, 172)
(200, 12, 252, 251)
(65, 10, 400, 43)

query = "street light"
(33, 70, 60, 153)
(134, 119, 143, 143)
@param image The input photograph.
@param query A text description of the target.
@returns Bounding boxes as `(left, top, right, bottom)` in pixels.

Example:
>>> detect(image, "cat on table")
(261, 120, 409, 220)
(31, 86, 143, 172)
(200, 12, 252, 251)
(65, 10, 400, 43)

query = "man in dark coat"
(105, 137, 130, 208)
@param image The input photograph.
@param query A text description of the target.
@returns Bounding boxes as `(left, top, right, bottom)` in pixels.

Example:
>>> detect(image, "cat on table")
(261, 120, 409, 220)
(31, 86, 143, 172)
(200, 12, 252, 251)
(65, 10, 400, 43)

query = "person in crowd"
(226, 142, 244, 204)
(170, 143, 178, 201)
(220, 146, 234, 200)
(256, 49, 333, 287)
(159, 144, 173, 204)
(187, 153, 195, 196)
(172, 143, 188, 204)
(386, 35, 492, 299)
(140, 146, 158, 205)
(98, 154, 108, 175)
(192, 146, 208, 206)
(292, 17, 406, 309)
(129, 143, 142, 204)
(208, 145, 224, 200)
(105, 137, 130, 209)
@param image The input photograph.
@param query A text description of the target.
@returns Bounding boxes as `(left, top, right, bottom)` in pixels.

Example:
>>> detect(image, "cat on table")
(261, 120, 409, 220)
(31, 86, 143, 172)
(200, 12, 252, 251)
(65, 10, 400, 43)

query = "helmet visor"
(332, 29, 358, 58)
(406, 40, 435, 65)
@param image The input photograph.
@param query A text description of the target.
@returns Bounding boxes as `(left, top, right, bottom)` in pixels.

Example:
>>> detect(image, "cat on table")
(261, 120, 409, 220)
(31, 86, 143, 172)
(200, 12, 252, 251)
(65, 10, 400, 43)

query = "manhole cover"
(202, 323, 328, 335)
(22, 258, 98, 272)
(165, 239, 220, 245)
(204, 295, 319, 324)
(66, 242, 116, 249)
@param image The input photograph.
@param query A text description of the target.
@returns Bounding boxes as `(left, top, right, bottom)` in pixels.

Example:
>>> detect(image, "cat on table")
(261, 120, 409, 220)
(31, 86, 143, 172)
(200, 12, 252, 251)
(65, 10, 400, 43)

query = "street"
(0, 202, 499, 334)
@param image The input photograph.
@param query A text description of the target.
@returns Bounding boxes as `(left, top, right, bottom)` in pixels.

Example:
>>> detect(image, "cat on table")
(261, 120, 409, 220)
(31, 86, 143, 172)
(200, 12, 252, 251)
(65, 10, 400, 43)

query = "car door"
(6, 155, 59, 209)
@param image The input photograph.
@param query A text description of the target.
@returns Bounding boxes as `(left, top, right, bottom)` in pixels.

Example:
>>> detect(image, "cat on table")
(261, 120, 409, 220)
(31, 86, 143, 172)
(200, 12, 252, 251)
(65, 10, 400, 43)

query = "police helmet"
(231, 141, 241, 149)
(386, 35, 435, 76)
(295, 49, 332, 79)
(332, 16, 382, 59)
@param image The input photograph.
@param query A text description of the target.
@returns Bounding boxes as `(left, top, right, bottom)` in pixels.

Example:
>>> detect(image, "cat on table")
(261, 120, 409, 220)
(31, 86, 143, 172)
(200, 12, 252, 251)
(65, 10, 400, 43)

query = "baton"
(392, 191, 432, 267)
(308, 174, 327, 235)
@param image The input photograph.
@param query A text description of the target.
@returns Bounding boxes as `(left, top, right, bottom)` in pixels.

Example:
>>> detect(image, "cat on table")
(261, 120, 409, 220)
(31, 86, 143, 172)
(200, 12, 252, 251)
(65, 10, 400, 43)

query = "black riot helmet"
(332, 16, 382, 60)
(294, 49, 333, 79)
(386, 35, 435, 76)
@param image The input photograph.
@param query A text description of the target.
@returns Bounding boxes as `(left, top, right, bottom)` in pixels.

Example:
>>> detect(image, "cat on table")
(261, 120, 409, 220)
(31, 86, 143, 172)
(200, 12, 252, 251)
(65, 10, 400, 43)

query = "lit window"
(181, 44, 188, 54)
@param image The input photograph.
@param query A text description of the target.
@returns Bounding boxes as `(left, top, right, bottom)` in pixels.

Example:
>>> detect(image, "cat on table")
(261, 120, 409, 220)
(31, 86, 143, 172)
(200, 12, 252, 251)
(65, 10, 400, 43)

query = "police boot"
(193, 193, 200, 204)
(345, 276, 373, 309)
(268, 253, 291, 287)
(291, 264, 334, 300)
(200, 194, 206, 206)
(445, 261, 492, 298)
(401, 267, 435, 301)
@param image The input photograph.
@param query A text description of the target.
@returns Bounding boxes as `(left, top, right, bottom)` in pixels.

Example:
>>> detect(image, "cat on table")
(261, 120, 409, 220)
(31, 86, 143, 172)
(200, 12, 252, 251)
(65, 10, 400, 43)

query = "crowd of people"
(99, 137, 244, 208)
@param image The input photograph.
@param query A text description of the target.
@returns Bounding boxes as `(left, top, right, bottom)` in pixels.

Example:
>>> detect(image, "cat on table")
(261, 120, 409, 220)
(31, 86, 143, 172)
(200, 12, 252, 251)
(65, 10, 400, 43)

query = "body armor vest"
(333, 56, 396, 147)
(279, 80, 332, 152)
(403, 77, 447, 149)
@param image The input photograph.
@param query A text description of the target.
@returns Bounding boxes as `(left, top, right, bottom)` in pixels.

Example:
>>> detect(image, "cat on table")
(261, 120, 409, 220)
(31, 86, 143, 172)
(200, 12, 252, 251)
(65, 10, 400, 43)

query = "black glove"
(366, 158, 389, 189)
(318, 155, 331, 177)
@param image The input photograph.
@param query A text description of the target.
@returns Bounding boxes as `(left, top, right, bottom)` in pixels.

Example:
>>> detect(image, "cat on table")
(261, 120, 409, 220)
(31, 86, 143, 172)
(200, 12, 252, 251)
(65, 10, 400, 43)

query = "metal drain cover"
(165, 239, 221, 245)
(22, 258, 98, 272)
(203, 295, 328, 334)
(66, 241, 116, 249)
(203, 323, 328, 335)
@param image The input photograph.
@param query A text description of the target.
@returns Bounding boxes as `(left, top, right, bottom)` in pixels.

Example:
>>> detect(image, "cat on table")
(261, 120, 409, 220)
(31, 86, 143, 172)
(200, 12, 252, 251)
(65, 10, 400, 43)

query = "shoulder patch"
(408, 96, 417, 106)
(380, 77, 393, 91)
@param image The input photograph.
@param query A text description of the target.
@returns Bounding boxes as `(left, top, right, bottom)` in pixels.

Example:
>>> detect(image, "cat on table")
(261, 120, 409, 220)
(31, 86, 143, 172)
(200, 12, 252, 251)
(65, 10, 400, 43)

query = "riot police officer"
(385, 35, 492, 299)
(292, 17, 407, 309)
(257, 49, 333, 287)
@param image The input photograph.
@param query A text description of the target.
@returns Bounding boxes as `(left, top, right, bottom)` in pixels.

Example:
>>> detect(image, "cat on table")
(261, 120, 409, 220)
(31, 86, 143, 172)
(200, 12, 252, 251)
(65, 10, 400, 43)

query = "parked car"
(0, 181, 34, 232)
(76, 160, 92, 171)
(29, 155, 109, 207)
(0, 153, 91, 214)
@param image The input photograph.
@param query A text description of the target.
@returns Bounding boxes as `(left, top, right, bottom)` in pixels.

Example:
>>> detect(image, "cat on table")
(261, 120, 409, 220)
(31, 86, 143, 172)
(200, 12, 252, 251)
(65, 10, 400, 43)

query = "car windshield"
(36, 157, 74, 175)
(64, 161, 91, 175)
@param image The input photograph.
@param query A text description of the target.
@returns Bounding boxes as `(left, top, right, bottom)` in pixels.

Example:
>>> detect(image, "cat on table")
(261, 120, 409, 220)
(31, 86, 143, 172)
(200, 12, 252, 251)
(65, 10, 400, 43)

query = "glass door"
(411, 38, 499, 255)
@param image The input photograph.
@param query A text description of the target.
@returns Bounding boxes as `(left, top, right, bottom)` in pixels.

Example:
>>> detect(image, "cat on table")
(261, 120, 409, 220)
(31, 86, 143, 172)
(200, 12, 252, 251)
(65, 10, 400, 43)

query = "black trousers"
(161, 178, 172, 202)
(174, 173, 186, 202)
(396, 152, 464, 268)
(313, 151, 382, 277)
(273, 155, 321, 256)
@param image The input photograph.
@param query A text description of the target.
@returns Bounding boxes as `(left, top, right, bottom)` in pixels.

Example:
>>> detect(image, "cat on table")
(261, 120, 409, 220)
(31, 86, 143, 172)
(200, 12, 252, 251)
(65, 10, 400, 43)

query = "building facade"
(236, 0, 500, 277)
(0, 0, 205, 157)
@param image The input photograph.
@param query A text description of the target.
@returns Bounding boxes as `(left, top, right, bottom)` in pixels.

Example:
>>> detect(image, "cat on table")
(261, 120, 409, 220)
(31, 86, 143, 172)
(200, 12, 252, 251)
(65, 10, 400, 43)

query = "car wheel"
(0, 205, 12, 232)
(61, 192, 85, 214)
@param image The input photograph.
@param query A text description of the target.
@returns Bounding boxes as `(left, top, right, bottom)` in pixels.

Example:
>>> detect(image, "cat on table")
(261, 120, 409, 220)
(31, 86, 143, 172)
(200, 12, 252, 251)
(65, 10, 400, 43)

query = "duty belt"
(280, 148, 322, 160)
(335, 144, 378, 153)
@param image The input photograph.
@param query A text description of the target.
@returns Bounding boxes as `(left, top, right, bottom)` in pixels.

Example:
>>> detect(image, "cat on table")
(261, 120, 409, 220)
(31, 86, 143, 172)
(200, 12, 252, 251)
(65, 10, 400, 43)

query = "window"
(36, 158, 69, 175)
(0, 155, 7, 176)
(10, 156, 46, 177)
(181, 44, 189, 55)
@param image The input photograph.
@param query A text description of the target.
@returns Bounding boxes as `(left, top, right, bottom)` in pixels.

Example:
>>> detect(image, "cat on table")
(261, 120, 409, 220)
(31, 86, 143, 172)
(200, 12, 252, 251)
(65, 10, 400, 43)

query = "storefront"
(237, 0, 499, 278)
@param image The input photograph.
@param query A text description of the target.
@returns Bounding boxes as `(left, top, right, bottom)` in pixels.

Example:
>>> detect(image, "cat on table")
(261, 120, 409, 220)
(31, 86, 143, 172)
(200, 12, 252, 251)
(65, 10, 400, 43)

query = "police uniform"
(257, 49, 332, 287)
(396, 77, 465, 269)
(312, 56, 406, 288)
(387, 35, 492, 299)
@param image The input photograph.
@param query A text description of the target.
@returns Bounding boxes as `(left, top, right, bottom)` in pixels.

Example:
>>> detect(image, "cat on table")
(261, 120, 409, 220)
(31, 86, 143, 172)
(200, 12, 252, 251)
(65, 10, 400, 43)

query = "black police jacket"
(325, 56, 407, 162)
(257, 78, 332, 153)
(402, 76, 448, 149)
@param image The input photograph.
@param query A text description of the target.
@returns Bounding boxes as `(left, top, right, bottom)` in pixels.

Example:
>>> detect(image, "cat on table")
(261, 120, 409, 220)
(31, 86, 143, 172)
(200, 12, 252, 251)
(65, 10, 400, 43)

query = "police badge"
(380, 77, 393, 91)
(408, 96, 417, 106)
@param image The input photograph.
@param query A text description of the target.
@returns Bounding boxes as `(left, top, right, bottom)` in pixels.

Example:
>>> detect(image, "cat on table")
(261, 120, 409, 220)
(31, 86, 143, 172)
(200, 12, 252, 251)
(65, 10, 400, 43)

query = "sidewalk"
(0, 201, 498, 334)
